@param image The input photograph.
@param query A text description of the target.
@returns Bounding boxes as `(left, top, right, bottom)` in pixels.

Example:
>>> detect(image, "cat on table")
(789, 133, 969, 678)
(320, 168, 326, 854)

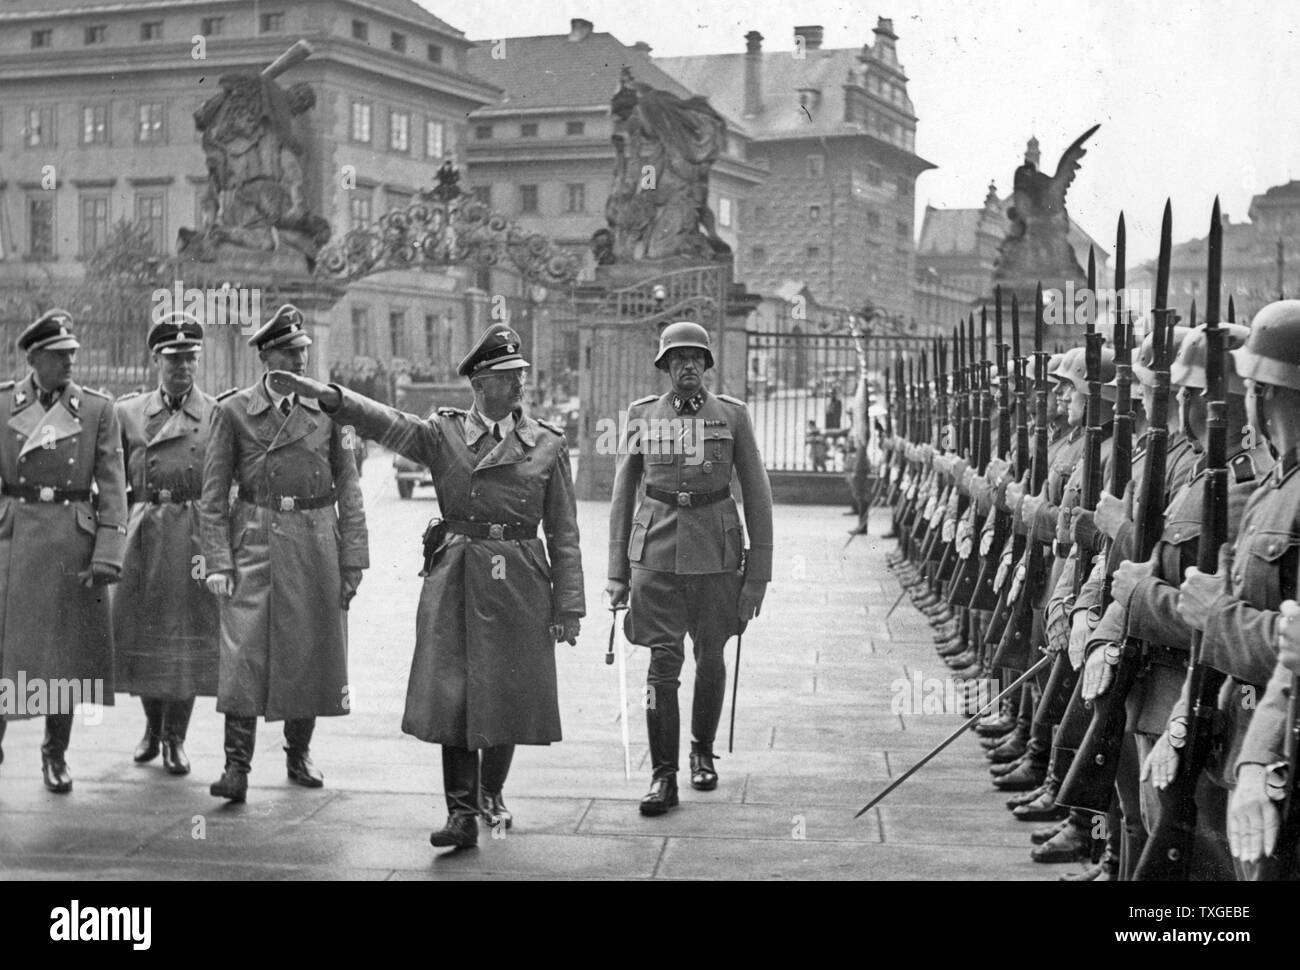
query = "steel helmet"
(1046, 351, 1070, 381)
(654, 321, 714, 371)
(1232, 300, 1300, 393)
(1055, 345, 1119, 401)
(1171, 323, 1252, 395)
(1128, 326, 1192, 387)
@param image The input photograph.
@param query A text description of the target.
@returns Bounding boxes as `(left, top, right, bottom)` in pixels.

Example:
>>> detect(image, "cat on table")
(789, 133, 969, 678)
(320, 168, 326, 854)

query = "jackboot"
(932, 619, 960, 641)
(944, 648, 978, 670)
(689, 741, 718, 791)
(936, 635, 967, 658)
(161, 698, 194, 776)
(480, 744, 515, 830)
(989, 755, 1025, 778)
(41, 713, 73, 793)
(951, 661, 986, 682)
(1061, 844, 1119, 881)
(641, 685, 681, 816)
(1032, 817, 1070, 844)
(210, 715, 256, 802)
(134, 697, 164, 763)
(283, 717, 324, 787)
(992, 759, 1047, 791)
(987, 725, 1029, 763)
(1006, 782, 1050, 809)
(430, 744, 480, 848)
(1012, 776, 1067, 821)
(1030, 811, 1091, 863)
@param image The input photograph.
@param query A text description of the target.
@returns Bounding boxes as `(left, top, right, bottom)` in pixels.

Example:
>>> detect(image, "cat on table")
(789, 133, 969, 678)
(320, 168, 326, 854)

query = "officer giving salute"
(0, 309, 128, 792)
(607, 322, 774, 817)
(198, 304, 368, 803)
(268, 323, 585, 850)
(112, 313, 220, 777)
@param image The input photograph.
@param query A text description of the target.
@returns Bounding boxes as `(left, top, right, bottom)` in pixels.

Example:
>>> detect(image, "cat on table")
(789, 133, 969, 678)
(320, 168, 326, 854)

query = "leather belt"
(1144, 642, 1187, 670)
(645, 485, 731, 508)
(238, 487, 336, 512)
(446, 519, 536, 540)
(1, 483, 91, 504)
(145, 489, 199, 505)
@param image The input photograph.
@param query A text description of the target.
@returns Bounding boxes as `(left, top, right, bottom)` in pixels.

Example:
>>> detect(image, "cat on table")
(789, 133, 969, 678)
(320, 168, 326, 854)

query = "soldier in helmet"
(606, 321, 774, 815)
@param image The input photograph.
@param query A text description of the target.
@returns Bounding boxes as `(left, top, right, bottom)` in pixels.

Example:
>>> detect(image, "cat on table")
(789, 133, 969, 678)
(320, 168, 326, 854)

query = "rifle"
(944, 314, 985, 599)
(1135, 198, 1229, 881)
(1260, 672, 1300, 878)
(970, 293, 1015, 612)
(1060, 202, 1175, 814)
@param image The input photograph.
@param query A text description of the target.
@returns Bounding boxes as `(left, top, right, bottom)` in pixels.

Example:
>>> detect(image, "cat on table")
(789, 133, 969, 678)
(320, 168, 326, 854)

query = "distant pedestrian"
(825, 387, 843, 430)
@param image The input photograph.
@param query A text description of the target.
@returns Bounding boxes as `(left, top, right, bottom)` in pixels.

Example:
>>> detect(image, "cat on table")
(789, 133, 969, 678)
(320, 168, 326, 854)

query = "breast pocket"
(701, 429, 734, 469)
(645, 436, 676, 465)
(1238, 530, 1293, 608)
(628, 504, 654, 562)
(1161, 516, 1201, 580)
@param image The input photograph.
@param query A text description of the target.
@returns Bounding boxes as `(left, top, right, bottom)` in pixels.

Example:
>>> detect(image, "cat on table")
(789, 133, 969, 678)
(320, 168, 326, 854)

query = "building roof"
(1249, 179, 1300, 216)
(466, 29, 726, 119)
(918, 194, 1109, 264)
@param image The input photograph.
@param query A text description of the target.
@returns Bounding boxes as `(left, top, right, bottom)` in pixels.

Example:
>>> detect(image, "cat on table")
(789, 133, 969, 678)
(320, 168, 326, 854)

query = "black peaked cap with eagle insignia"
(458, 323, 529, 377)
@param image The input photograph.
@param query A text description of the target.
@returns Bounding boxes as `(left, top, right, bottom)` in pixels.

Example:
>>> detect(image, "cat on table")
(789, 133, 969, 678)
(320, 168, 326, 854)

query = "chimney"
(794, 25, 823, 50)
(632, 40, 652, 54)
(568, 18, 593, 42)
(744, 30, 763, 118)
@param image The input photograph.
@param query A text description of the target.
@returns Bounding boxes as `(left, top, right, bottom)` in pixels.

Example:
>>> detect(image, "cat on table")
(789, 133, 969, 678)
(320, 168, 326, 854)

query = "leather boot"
(975, 713, 1017, 738)
(480, 744, 515, 830)
(932, 620, 960, 641)
(283, 717, 324, 788)
(1006, 782, 1050, 809)
(210, 715, 256, 802)
(41, 713, 73, 793)
(430, 745, 480, 848)
(951, 661, 986, 682)
(989, 754, 1025, 778)
(689, 741, 718, 791)
(640, 774, 679, 816)
(923, 602, 953, 621)
(1032, 817, 1070, 845)
(640, 675, 681, 816)
(1061, 843, 1119, 881)
(161, 698, 194, 776)
(992, 759, 1047, 791)
(1030, 811, 1092, 863)
(987, 725, 1028, 763)
(134, 697, 164, 763)
(936, 635, 967, 657)
(1012, 776, 1068, 821)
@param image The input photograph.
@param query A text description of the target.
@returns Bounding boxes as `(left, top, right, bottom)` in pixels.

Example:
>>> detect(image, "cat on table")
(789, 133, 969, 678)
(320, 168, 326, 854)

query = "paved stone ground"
(0, 451, 1087, 880)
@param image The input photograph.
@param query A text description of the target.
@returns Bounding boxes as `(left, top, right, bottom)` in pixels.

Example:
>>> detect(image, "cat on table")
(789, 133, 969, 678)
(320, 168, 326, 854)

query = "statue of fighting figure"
(600, 67, 731, 264)
(179, 41, 331, 270)
(995, 124, 1099, 285)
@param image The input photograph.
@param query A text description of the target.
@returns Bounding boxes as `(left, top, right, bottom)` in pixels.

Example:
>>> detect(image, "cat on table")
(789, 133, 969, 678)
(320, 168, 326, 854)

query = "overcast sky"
(424, 0, 1300, 266)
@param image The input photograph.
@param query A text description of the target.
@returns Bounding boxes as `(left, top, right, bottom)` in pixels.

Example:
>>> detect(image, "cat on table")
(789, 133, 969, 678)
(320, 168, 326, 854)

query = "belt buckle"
(488, 523, 504, 540)
(676, 491, 691, 507)
(279, 496, 296, 512)
(38, 486, 55, 503)
(158, 488, 172, 504)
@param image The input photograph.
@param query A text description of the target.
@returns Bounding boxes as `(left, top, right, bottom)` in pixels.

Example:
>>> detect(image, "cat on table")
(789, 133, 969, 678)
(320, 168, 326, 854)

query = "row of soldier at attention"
(0, 305, 772, 852)
(877, 201, 1300, 880)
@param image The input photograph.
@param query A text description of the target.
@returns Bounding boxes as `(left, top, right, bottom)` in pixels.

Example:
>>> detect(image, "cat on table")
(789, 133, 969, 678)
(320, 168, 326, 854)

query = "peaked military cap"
(19, 308, 80, 353)
(248, 303, 312, 351)
(148, 311, 205, 355)
(458, 323, 528, 377)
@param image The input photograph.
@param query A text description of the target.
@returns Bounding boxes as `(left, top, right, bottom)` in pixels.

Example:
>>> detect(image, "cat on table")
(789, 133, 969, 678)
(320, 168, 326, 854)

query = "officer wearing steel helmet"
(606, 321, 774, 816)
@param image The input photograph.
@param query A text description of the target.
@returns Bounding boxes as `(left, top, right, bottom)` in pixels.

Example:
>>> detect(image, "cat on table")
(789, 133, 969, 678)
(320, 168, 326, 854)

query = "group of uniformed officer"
(881, 296, 1300, 880)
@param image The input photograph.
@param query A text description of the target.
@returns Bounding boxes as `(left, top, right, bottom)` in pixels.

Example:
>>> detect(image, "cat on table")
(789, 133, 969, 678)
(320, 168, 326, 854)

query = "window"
(896, 219, 910, 239)
(80, 196, 109, 255)
(389, 310, 407, 357)
(85, 25, 106, 45)
(424, 314, 439, 357)
(519, 184, 538, 214)
(352, 307, 371, 357)
(135, 193, 166, 253)
(806, 245, 821, 261)
(25, 107, 54, 148)
(564, 183, 585, 213)
(141, 21, 163, 41)
(807, 154, 825, 178)
(472, 185, 492, 207)
(352, 20, 368, 41)
(808, 204, 820, 222)
(520, 123, 538, 138)
(260, 13, 284, 33)
(31, 29, 52, 49)
(389, 110, 410, 153)
(867, 209, 881, 230)
(200, 17, 223, 36)
(390, 32, 407, 54)
(137, 103, 164, 144)
(718, 197, 733, 227)
(349, 195, 372, 228)
(565, 120, 585, 136)
(425, 120, 445, 158)
(427, 43, 442, 64)
(866, 163, 882, 186)
(81, 105, 108, 145)
(474, 124, 493, 140)
(351, 101, 371, 143)
(750, 246, 767, 264)
(28, 197, 55, 259)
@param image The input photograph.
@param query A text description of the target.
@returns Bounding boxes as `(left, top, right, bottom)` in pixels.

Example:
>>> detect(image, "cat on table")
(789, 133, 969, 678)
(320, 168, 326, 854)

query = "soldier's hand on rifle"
(605, 580, 630, 609)
(267, 370, 341, 410)
(1177, 544, 1232, 632)
(1227, 764, 1281, 864)
(1142, 722, 1183, 790)
(738, 578, 767, 623)
(78, 561, 121, 587)
(1055, 505, 1074, 547)
(1067, 610, 1096, 670)
(206, 571, 235, 598)
(340, 567, 363, 610)
(1081, 641, 1119, 700)
(985, 457, 1010, 488)
(1070, 507, 1101, 551)
(1019, 493, 1044, 526)
(550, 612, 581, 645)
(1094, 488, 1131, 541)
(1277, 599, 1300, 676)
(1111, 555, 1155, 607)
(952, 457, 970, 482)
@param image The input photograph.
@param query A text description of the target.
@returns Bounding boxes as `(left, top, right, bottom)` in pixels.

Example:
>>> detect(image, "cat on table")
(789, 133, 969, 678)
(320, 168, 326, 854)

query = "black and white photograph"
(0, 0, 1295, 932)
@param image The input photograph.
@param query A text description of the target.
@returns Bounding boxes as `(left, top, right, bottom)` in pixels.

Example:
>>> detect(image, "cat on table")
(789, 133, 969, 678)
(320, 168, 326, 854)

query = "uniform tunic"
(198, 381, 368, 721)
(0, 376, 127, 720)
(327, 391, 584, 747)
(112, 388, 220, 700)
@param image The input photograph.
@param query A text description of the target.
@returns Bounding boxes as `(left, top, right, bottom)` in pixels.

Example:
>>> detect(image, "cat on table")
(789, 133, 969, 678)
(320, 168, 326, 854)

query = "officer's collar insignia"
(704, 419, 727, 427)
(14, 388, 27, 407)
(68, 395, 79, 414)
(672, 391, 705, 414)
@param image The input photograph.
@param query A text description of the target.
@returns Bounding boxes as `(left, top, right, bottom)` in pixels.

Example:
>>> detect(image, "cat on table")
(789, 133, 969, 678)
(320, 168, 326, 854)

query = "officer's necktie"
(280, 397, 293, 418)
(492, 423, 503, 442)
(39, 389, 57, 411)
